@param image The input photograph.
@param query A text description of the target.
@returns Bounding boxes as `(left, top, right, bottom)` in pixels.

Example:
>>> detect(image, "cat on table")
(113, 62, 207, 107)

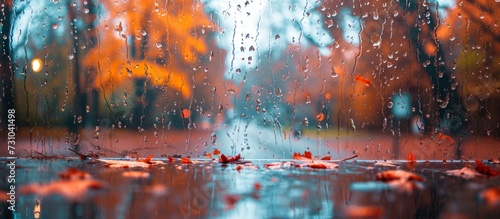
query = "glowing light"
(31, 58, 42, 73)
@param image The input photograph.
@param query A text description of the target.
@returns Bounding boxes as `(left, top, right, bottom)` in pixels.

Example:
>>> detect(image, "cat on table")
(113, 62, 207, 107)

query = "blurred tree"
(82, 0, 213, 129)
(0, 0, 14, 131)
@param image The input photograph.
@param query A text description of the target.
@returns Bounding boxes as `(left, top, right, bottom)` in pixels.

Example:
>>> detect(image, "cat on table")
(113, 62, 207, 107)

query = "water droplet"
(388, 102, 393, 108)
(77, 116, 83, 123)
(333, 41, 340, 48)
(83, 8, 89, 13)
(211, 133, 217, 145)
(68, 53, 74, 60)
(275, 34, 280, 40)
(438, 71, 443, 78)
(52, 24, 58, 29)
(156, 42, 163, 48)
(275, 88, 283, 97)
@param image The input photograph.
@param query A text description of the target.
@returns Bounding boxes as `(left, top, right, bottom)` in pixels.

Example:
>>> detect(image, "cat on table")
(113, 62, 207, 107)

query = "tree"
(82, 0, 214, 129)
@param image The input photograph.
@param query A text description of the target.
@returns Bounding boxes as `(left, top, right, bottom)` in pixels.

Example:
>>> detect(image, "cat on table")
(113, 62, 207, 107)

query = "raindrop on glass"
(388, 102, 393, 108)
(156, 42, 163, 48)
(68, 53, 74, 60)
(52, 24, 58, 30)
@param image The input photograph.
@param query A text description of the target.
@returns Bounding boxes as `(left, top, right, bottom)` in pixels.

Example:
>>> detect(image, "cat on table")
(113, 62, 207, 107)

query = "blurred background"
(0, 0, 499, 159)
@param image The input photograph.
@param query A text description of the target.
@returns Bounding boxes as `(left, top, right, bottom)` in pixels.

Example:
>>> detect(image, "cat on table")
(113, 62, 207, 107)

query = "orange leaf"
(213, 149, 221, 155)
(138, 155, 154, 164)
(406, 152, 417, 170)
(181, 157, 193, 164)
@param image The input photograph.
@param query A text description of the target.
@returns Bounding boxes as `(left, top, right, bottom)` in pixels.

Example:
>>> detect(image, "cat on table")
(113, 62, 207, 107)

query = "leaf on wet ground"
(475, 160, 500, 176)
(20, 168, 105, 202)
(446, 167, 481, 179)
(100, 158, 163, 168)
(375, 170, 425, 192)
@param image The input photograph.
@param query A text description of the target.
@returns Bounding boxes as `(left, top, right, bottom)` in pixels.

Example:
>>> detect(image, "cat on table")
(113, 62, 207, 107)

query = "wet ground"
(1, 158, 500, 219)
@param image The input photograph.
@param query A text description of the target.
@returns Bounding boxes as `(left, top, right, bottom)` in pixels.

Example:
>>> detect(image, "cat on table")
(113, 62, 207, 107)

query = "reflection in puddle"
(3, 159, 500, 218)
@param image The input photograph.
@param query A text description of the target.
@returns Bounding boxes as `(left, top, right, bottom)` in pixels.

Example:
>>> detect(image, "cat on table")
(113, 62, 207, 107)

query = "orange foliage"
(83, 0, 214, 99)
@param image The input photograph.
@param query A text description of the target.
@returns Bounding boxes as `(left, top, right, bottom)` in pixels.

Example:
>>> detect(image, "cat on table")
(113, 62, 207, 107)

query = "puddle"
(2, 158, 500, 218)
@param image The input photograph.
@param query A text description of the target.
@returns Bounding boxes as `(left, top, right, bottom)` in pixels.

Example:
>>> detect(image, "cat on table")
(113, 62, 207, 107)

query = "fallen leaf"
(20, 168, 105, 202)
(99, 159, 163, 168)
(181, 157, 193, 164)
(376, 170, 425, 182)
(20, 180, 105, 202)
(375, 170, 425, 192)
(446, 167, 481, 179)
(213, 149, 221, 155)
(320, 156, 331, 160)
(475, 160, 500, 176)
(219, 154, 242, 163)
(293, 151, 312, 160)
(406, 152, 417, 170)
(137, 155, 154, 164)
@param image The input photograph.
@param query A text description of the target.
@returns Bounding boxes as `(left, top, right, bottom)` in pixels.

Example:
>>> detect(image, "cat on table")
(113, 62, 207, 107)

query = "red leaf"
(219, 153, 242, 163)
(475, 160, 499, 176)
(308, 163, 328, 169)
(406, 152, 417, 170)
(293, 151, 313, 160)
(320, 156, 331, 160)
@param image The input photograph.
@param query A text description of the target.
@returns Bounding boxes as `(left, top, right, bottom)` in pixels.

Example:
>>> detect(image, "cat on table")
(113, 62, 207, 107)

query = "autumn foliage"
(83, 0, 214, 98)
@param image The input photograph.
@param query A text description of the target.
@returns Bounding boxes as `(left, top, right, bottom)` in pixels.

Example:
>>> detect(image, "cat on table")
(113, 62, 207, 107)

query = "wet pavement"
(1, 158, 500, 219)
